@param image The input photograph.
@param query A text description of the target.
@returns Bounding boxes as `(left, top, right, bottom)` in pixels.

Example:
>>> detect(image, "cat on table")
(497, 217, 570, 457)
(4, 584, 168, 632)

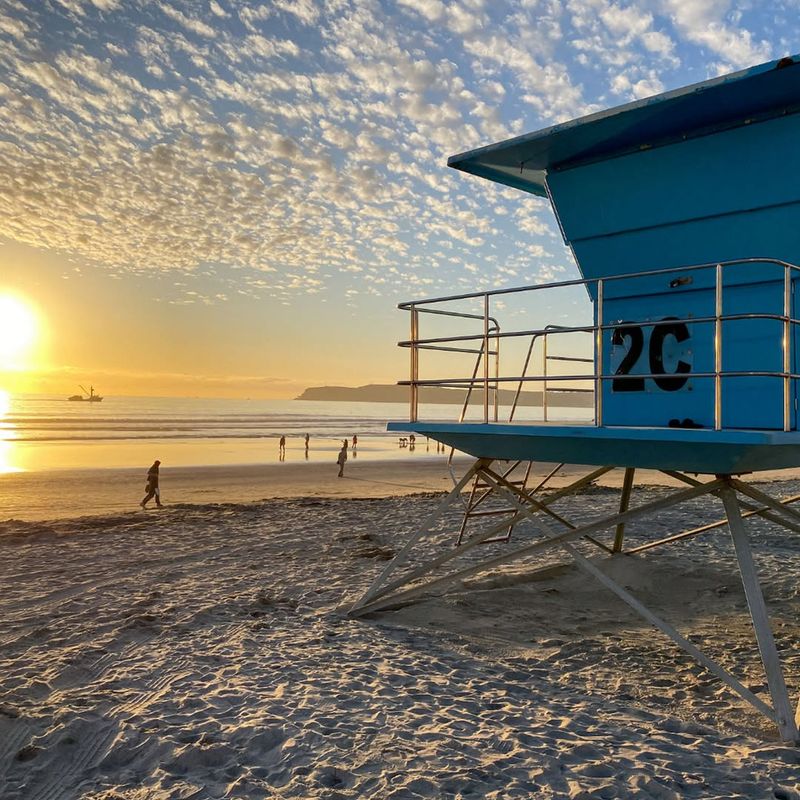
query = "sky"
(0, 0, 796, 399)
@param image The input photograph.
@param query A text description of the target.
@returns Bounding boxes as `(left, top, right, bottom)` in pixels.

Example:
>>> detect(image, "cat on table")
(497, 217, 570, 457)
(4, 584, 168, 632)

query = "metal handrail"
(398, 257, 800, 310)
(508, 325, 577, 423)
(458, 323, 500, 424)
(400, 313, 799, 350)
(399, 257, 800, 429)
(409, 305, 501, 424)
(401, 372, 800, 386)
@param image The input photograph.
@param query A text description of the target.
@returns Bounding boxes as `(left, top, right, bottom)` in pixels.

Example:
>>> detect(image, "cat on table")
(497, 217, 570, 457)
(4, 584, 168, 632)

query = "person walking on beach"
(352, 434, 358, 449)
(304, 433, 310, 450)
(279, 435, 286, 461)
(337, 443, 347, 477)
(140, 460, 162, 509)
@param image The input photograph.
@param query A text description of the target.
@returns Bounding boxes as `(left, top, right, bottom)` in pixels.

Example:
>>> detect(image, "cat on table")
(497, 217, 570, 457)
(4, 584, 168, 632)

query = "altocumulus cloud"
(0, 0, 787, 300)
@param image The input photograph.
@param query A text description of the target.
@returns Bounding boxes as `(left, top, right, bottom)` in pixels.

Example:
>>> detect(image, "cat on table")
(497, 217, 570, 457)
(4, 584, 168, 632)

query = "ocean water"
(0, 394, 592, 473)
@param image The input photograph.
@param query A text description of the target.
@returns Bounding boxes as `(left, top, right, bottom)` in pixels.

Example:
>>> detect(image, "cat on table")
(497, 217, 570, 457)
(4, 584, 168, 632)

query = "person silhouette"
(337, 443, 347, 477)
(279, 435, 286, 461)
(140, 460, 162, 508)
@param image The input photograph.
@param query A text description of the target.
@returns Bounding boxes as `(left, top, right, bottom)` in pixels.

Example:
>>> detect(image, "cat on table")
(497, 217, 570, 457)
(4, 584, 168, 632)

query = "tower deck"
(387, 421, 800, 474)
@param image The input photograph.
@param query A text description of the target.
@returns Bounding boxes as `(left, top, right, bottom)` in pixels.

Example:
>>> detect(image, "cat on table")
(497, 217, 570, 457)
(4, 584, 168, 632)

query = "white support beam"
(351, 460, 800, 739)
(720, 486, 799, 742)
(482, 480, 782, 725)
(562, 543, 775, 720)
(478, 479, 777, 720)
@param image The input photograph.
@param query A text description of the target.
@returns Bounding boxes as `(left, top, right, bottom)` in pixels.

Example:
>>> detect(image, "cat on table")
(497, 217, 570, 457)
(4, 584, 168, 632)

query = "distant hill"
(295, 383, 593, 407)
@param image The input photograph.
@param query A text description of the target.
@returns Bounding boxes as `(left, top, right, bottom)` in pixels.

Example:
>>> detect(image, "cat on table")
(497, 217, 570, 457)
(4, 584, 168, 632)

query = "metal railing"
(398, 258, 800, 431)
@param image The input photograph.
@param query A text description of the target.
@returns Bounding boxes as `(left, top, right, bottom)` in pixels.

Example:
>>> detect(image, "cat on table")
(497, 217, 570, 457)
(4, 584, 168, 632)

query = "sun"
(0, 295, 39, 367)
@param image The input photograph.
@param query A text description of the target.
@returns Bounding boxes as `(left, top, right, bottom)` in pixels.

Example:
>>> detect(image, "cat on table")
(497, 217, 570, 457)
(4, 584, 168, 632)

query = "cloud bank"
(0, 0, 784, 301)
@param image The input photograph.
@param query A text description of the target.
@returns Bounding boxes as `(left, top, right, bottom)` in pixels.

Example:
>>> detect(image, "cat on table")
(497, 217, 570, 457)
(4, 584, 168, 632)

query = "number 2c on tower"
(610, 318, 691, 393)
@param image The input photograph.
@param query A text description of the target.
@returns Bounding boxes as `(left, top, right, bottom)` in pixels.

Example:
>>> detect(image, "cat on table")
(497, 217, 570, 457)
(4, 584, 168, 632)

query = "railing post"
(494, 324, 500, 422)
(783, 265, 791, 432)
(410, 306, 419, 422)
(715, 264, 723, 431)
(483, 294, 489, 424)
(509, 333, 538, 423)
(543, 333, 548, 423)
(595, 280, 604, 427)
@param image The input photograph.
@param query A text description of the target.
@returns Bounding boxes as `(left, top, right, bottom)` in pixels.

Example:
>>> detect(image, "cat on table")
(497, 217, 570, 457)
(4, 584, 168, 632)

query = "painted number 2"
(611, 317, 691, 392)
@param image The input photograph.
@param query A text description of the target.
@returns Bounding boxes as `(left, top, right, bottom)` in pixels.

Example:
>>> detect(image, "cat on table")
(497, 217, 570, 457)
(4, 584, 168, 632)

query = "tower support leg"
(720, 485, 799, 742)
(612, 467, 635, 553)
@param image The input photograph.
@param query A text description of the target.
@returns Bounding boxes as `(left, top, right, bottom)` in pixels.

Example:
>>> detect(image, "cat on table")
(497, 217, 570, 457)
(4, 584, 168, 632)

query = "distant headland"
(296, 384, 593, 407)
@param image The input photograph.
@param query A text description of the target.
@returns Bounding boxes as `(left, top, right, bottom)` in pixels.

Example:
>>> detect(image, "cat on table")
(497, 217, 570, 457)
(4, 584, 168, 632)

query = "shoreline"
(6, 455, 800, 523)
(0, 456, 465, 522)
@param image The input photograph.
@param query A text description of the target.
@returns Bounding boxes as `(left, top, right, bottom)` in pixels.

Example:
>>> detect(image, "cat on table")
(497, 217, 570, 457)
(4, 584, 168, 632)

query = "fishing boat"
(68, 385, 103, 402)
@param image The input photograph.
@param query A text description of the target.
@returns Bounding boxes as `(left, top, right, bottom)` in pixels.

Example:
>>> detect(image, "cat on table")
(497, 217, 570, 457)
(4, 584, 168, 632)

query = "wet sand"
(0, 456, 467, 521)
(6, 453, 800, 522)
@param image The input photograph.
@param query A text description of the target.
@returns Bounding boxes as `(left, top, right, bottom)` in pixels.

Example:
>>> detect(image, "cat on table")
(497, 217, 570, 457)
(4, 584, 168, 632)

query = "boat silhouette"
(68, 385, 103, 402)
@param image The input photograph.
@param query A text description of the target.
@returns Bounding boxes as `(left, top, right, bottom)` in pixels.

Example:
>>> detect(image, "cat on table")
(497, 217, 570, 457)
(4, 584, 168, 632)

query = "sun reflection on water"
(0, 389, 22, 473)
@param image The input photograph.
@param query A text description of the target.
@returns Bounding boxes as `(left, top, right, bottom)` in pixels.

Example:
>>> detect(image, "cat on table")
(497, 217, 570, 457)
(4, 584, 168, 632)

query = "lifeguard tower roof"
(448, 55, 800, 199)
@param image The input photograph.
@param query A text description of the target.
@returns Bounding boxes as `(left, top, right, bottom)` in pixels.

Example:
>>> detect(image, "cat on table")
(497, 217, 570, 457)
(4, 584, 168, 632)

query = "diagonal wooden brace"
(351, 458, 488, 611)
(353, 464, 620, 613)
(729, 478, 800, 528)
(663, 471, 800, 534)
(354, 476, 724, 616)
(479, 464, 612, 553)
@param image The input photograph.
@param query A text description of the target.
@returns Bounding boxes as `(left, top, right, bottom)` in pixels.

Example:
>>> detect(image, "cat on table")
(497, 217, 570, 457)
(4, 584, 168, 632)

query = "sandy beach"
(1, 468, 799, 799)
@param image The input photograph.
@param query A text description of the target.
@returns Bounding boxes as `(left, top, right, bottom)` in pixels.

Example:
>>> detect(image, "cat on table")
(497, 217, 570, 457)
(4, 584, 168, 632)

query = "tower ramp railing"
(399, 257, 800, 433)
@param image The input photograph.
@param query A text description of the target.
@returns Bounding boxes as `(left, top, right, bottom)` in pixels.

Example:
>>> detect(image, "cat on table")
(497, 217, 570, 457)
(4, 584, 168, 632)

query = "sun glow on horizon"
(0, 294, 39, 369)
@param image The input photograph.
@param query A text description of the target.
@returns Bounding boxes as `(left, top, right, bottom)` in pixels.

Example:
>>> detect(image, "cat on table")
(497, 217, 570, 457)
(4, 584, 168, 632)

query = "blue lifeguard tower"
(352, 56, 800, 741)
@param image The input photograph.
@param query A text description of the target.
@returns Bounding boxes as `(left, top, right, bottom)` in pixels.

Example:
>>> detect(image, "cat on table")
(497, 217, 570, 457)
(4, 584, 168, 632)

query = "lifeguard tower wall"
(448, 55, 800, 433)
